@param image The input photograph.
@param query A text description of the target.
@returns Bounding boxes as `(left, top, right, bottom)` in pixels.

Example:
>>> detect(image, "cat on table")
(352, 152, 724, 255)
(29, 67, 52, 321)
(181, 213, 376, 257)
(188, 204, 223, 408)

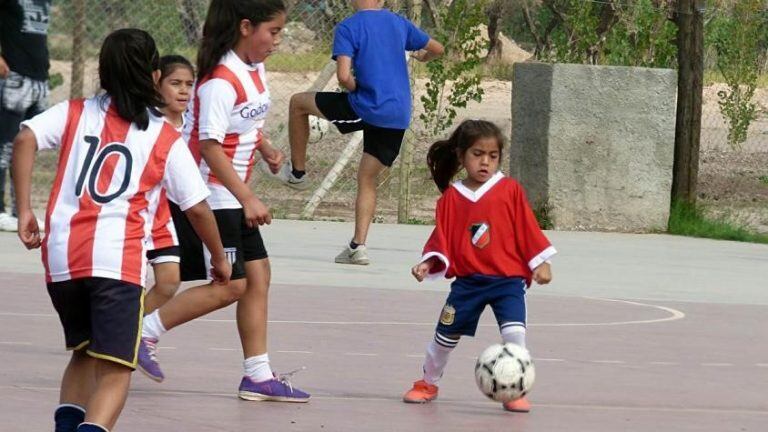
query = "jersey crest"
(469, 222, 491, 249)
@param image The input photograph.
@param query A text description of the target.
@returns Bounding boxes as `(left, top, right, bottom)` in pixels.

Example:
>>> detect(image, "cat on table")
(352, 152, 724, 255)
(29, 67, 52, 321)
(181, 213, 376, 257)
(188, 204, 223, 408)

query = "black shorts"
(170, 203, 268, 282)
(315, 92, 406, 167)
(146, 246, 181, 265)
(47, 277, 144, 369)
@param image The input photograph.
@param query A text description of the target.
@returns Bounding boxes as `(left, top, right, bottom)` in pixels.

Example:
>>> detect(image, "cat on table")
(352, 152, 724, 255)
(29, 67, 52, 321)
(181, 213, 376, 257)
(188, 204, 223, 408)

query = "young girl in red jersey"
(143, 55, 196, 316)
(12, 29, 229, 432)
(402, 120, 556, 413)
(138, 0, 310, 401)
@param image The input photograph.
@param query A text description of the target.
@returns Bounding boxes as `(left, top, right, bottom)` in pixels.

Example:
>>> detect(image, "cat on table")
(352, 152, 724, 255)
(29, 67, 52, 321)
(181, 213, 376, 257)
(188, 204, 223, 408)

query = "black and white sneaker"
(259, 160, 311, 191)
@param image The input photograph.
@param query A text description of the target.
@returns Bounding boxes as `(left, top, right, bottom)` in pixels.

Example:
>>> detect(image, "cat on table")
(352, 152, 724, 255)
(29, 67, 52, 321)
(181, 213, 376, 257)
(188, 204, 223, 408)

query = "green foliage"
(759, 175, 768, 185)
(419, 0, 487, 136)
(707, 0, 765, 149)
(533, 202, 554, 230)
(49, 72, 64, 90)
(668, 201, 768, 244)
(526, 0, 676, 67)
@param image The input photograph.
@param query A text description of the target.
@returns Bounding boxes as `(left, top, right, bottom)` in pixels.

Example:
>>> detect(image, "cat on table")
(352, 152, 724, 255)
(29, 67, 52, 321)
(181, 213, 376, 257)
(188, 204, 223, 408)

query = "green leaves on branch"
(419, 0, 487, 136)
(708, 1, 765, 149)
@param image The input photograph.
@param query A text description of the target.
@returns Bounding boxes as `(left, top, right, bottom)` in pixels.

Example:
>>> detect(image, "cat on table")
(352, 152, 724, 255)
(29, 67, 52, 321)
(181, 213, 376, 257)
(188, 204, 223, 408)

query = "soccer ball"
(308, 115, 329, 143)
(474, 343, 535, 403)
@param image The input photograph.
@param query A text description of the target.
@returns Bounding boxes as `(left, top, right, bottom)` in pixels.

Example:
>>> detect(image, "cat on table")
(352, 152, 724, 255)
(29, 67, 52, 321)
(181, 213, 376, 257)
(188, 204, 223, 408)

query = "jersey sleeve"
(332, 23, 355, 60)
(20, 100, 70, 151)
(402, 16, 430, 51)
(162, 138, 211, 211)
(509, 181, 557, 270)
(421, 194, 451, 280)
(196, 79, 237, 143)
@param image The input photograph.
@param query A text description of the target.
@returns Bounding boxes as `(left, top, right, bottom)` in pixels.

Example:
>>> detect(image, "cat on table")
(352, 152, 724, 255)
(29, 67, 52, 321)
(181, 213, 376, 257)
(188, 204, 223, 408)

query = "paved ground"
(1, 220, 767, 431)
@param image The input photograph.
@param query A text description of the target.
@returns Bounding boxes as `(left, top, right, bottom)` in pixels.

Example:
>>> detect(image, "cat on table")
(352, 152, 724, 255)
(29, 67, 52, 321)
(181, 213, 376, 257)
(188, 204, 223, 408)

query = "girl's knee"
(224, 278, 247, 302)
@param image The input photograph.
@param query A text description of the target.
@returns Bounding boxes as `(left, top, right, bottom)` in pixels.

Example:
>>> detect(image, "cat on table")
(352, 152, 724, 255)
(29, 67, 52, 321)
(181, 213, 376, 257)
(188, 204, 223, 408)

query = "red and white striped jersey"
(184, 50, 270, 209)
(22, 96, 210, 286)
(146, 120, 184, 252)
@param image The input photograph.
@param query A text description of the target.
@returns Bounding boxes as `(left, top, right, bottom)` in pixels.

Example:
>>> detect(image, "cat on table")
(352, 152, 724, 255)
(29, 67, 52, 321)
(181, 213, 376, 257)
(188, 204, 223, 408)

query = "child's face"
(158, 66, 194, 116)
(240, 12, 286, 64)
(460, 136, 501, 188)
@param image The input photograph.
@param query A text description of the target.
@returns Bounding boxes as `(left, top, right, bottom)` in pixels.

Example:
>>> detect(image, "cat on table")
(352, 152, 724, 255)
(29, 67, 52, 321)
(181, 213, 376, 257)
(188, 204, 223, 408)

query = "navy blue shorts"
(436, 275, 527, 337)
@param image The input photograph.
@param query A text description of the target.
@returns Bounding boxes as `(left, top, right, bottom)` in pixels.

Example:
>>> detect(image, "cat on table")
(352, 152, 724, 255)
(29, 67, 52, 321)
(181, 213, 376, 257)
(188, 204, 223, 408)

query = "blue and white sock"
(423, 333, 460, 385)
(500, 322, 526, 348)
(54, 404, 85, 432)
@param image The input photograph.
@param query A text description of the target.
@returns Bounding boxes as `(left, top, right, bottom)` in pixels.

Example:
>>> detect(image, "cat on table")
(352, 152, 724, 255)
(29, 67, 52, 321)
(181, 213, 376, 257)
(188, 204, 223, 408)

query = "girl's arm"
(11, 128, 41, 249)
(199, 139, 271, 227)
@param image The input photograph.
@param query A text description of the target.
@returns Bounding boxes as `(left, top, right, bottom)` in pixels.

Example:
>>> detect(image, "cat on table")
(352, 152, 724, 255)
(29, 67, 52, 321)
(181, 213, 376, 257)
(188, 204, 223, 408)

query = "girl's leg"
(238, 258, 271, 380)
(500, 322, 526, 347)
(403, 333, 460, 403)
(143, 262, 181, 315)
(236, 258, 310, 402)
(56, 349, 94, 432)
(81, 359, 132, 430)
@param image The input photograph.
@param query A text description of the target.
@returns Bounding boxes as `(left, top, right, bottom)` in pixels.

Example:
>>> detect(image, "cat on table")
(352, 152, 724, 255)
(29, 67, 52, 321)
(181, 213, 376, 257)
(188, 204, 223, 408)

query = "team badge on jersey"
(469, 222, 491, 249)
(224, 247, 238, 265)
(440, 303, 456, 326)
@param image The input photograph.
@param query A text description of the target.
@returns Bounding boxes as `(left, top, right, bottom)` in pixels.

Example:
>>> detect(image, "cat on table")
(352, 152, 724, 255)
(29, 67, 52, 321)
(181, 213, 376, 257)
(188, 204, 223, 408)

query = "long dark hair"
(197, 0, 286, 80)
(159, 54, 195, 82)
(98, 28, 164, 130)
(427, 120, 505, 192)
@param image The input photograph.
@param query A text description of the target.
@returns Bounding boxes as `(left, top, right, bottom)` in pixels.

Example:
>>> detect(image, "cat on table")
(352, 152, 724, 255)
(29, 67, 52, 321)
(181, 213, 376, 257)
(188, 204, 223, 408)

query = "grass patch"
(668, 201, 768, 244)
(759, 175, 768, 185)
(265, 51, 330, 73)
(704, 70, 768, 87)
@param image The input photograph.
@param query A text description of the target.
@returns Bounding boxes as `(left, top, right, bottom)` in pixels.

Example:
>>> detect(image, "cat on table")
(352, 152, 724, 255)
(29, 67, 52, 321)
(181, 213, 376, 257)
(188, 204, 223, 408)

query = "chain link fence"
(33, 1, 768, 232)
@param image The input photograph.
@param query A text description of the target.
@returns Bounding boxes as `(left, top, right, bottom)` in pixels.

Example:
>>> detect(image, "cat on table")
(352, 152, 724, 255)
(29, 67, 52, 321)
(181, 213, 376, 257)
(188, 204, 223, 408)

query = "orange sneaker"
(403, 380, 438, 403)
(503, 396, 531, 412)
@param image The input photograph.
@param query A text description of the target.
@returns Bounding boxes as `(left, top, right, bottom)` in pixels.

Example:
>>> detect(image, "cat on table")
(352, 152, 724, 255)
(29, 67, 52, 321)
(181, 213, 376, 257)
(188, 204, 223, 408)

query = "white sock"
(244, 353, 273, 382)
(142, 311, 167, 340)
(423, 333, 459, 385)
(501, 323, 526, 348)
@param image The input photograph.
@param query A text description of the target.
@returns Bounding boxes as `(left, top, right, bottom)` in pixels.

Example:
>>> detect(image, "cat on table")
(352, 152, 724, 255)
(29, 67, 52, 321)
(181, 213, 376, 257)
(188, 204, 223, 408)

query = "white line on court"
(534, 358, 566, 362)
(4, 385, 768, 416)
(276, 350, 313, 354)
(406, 354, 425, 358)
(649, 361, 679, 366)
(0, 341, 32, 346)
(0, 297, 685, 328)
(590, 360, 625, 364)
(344, 352, 378, 357)
(701, 363, 733, 367)
(757, 363, 768, 367)
(208, 348, 237, 351)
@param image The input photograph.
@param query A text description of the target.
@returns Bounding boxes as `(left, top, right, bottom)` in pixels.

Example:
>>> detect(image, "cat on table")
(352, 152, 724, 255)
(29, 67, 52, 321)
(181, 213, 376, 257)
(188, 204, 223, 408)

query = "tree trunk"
(486, 0, 503, 61)
(671, 0, 704, 205)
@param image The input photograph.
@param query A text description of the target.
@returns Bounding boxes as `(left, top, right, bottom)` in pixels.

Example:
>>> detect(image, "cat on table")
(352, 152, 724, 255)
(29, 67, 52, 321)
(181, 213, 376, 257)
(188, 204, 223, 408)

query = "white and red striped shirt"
(146, 120, 184, 252)
(22, 96, 209, 286)
(184, 50, 270, 209)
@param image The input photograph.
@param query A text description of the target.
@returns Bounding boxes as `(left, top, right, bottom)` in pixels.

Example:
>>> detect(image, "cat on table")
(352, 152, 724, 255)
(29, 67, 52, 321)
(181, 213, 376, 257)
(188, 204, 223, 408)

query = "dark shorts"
(170, 202, 268, 282)
(146, 246, 181, 265)
(47, 277, 144, 369)
(436, 275, 527, 337)
(314, 92, 406, 167)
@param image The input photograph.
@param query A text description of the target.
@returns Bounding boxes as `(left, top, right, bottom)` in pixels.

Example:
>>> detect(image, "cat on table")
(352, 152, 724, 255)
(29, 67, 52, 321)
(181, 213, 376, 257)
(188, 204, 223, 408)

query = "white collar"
(223, 50, 259, 72)
(451, 171, 504, 202)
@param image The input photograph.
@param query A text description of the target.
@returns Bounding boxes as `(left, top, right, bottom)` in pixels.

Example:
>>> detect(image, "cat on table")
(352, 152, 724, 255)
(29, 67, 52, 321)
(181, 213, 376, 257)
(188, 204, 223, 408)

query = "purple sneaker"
(137, 337, 164, 382)
(238, 370, 310, 403)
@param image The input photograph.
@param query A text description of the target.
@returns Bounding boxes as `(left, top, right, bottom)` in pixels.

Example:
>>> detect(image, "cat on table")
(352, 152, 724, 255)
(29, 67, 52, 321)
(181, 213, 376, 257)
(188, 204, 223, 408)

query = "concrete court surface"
(1, 219, 767, 432)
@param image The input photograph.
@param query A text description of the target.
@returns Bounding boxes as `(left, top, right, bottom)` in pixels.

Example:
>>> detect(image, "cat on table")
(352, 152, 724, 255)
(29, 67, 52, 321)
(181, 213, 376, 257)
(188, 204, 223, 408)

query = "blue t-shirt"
(332, 9, 429, 129)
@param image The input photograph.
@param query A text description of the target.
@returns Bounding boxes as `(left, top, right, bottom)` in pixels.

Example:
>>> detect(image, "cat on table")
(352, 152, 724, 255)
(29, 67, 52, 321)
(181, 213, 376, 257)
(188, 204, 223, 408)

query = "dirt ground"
(42, 64, 768, 233)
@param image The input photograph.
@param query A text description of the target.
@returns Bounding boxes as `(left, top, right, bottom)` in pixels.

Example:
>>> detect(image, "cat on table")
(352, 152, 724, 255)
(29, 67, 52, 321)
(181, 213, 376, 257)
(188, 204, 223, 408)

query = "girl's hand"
(532, 262, 552, 285)
(17, 209, 41, 249)
(411, 261, 433, 282)
(258, 139, 284, 174)
(243, 195, 271, 227)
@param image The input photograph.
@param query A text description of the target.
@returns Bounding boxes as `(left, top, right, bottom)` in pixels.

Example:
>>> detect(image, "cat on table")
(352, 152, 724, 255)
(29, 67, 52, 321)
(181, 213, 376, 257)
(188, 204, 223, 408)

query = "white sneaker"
(259, 160, 311, 191)
(334, 244, 370, 265)
(0, 212, 18, 232)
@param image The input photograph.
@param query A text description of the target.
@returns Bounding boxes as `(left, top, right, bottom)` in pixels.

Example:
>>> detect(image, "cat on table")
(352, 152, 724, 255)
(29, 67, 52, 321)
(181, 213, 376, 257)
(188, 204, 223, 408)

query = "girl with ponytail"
(403, 119, 557, 413)
(137, 0, 311, 403)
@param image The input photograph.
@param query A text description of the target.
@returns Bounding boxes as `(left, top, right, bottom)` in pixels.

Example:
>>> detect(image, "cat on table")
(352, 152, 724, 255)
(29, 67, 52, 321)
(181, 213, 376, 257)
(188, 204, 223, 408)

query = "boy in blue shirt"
(273, 0, 443, 265)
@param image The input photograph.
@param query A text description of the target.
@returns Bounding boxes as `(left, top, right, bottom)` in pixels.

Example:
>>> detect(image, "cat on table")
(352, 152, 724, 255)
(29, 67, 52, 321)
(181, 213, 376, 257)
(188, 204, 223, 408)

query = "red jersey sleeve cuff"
(528, 246, 557, 271)
(421, 251, 450, 280)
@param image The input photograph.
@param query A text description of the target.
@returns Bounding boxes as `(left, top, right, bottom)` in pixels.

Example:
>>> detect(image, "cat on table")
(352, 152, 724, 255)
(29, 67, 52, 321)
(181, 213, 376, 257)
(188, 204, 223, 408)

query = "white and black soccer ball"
(308, 115, 329, 143)
(474, 343, 535, 403)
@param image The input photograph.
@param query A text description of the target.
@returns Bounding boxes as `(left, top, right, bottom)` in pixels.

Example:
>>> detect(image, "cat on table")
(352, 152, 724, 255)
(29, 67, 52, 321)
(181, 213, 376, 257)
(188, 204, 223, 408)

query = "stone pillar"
(511, 63, 677, 232)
